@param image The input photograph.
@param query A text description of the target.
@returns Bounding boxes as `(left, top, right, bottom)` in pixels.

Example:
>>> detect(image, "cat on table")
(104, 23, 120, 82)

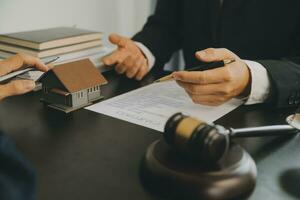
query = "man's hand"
(102, 34, 149, 80)
(173, 48, 251, 106)
(0, 54, 50, 101)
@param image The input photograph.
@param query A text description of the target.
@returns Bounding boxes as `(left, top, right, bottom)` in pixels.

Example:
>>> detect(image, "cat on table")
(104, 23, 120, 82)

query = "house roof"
(40, 59, 108, 93)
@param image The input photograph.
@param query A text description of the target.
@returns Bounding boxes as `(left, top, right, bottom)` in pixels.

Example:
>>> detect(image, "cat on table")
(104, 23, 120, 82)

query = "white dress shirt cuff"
(134, 42, 156, 70)
(243, 60, 271, 105)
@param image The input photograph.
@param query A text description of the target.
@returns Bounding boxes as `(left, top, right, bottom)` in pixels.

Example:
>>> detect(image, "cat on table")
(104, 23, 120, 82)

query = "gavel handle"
(230, 125, 297, 138)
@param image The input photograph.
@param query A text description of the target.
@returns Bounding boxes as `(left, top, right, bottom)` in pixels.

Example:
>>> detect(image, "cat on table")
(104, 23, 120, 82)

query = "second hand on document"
(154, 59, 236, 83)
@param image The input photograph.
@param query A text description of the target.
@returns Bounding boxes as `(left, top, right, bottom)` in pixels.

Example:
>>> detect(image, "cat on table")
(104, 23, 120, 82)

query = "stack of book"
(0, 27, 108, 65)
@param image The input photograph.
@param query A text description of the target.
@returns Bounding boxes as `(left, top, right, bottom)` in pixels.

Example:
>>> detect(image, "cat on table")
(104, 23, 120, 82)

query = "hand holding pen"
(160, 48, 252, 106)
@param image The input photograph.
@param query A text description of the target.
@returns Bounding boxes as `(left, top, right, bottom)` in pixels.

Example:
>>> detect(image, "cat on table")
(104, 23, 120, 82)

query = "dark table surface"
(0, 69, 300, 200)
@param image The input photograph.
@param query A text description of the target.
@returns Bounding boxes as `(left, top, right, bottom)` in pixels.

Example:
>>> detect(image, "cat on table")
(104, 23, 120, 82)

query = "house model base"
(41, 95, 104, 113)
(38, 59, 108, 113)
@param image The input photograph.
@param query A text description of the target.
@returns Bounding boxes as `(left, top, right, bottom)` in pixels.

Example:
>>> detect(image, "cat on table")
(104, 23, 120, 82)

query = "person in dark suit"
(0, 54, 50, 200)
(103, 0, 300, 108)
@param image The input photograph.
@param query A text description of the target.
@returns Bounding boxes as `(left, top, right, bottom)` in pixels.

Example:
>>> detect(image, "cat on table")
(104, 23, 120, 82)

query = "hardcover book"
(0, 27, 103, 50)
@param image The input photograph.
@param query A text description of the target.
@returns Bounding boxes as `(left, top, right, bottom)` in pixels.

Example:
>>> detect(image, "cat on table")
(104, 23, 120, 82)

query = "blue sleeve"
(0, 131, 36, 200)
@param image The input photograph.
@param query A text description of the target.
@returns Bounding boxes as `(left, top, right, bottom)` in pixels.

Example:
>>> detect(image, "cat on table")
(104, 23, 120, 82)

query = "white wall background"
(0, 0, 183, 69)
(0, 0, 154, 44)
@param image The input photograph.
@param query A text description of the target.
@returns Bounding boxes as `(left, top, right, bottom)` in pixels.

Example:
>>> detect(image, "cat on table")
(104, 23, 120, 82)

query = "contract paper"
(86, 81, 243, 132)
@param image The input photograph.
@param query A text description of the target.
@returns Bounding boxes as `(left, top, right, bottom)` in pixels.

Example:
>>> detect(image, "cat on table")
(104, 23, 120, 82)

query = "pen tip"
(223, 59, 236, 65)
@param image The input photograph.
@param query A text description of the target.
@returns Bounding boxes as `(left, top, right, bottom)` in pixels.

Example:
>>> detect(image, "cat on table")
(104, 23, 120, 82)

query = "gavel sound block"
(140, 140, 257, 200)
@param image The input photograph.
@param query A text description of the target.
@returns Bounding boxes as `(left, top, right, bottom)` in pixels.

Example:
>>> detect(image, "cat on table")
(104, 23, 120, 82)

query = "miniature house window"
(43, 87, 48, 93)
(68, 96, 72, 105)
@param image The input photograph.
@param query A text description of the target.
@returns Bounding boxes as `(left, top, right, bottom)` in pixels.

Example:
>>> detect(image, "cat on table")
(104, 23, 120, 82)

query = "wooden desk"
(0, 69, 299, 200)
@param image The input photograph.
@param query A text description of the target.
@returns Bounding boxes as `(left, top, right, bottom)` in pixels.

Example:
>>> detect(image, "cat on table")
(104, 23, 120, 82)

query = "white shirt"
(135, 42, 271, 105)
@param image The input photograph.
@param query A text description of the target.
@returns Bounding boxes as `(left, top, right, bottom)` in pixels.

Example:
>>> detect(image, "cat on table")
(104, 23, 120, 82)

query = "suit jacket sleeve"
(257, 58, 300, 108)
(132, 0, 183, 68)
(255, 17, 300, 108)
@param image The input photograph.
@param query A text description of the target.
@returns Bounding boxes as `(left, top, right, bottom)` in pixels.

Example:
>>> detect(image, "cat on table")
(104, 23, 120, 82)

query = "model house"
(39, 59, 108, 113)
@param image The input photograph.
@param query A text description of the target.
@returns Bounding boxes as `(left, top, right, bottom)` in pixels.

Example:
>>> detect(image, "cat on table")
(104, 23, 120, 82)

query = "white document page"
(86, 81, 243, 132)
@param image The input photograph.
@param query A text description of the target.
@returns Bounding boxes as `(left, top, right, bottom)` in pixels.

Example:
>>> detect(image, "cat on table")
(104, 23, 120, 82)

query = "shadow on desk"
(280, 168, 300, 199)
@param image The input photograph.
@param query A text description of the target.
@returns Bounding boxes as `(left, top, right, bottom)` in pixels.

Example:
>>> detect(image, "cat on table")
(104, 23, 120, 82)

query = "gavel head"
(164, 113, 230, 164)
